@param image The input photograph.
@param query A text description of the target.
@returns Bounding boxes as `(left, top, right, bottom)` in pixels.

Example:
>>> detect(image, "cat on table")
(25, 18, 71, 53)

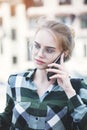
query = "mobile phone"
(47, 55, 61, 81)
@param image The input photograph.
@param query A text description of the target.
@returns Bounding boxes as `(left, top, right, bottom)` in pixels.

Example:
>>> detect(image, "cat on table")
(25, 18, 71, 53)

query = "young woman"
(0, 18, 87, 130)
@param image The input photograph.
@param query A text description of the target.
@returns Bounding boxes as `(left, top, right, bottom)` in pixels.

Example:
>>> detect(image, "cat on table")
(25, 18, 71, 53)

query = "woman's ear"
(64, 50, 69, 58)
(63, 50, 70, 61)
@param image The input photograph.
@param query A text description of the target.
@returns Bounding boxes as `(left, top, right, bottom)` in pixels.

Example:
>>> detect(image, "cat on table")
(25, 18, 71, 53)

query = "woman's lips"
(35, 59, 45, 65)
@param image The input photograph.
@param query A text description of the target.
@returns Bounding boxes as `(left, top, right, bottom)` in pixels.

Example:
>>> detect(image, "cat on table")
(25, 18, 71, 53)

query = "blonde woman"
(0, 18, 87, 130)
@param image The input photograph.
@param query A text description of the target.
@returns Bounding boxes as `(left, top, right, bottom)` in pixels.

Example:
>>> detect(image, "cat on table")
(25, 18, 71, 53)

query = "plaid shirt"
(0, 69, 87, 130)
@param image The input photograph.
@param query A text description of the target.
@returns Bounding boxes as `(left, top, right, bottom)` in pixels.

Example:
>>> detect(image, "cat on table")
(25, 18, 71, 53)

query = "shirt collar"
(25, 69, 62, 91)
(25, 68, 37, 81)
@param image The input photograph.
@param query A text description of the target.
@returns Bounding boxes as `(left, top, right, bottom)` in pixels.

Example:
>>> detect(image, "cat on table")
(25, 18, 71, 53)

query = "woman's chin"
(35, 64, 47, 69)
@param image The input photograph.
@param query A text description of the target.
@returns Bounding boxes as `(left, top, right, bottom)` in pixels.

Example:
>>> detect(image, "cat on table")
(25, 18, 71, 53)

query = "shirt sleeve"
(68, 80, 87, 130)
(0, 75, 14, 128)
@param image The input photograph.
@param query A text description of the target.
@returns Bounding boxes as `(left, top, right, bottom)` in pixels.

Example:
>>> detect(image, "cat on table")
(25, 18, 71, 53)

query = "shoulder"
(8, 69, 33, 86)
(70, 78, 87, 103)
(70, 78, 87, 94)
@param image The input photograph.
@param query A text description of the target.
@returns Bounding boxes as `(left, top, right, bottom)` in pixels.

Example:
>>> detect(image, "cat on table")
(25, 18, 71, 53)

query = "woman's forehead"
(35, 29, 60, 48)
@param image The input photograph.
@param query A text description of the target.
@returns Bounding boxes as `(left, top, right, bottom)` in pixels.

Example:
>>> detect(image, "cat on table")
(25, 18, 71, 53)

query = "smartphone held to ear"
(47, 55, 61, 81)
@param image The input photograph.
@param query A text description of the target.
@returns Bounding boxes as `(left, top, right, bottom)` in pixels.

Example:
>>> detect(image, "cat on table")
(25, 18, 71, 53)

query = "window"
(11, 29, 16, 40)
(84, 44, 87, 57)
(0, 42, 3, 54)
(0, 17, 2, 26)
(0, 18, 4, 54)
(59, 0, 71, 5)
(26, 38, 31, 61)
(12, 56, 17, 64)
(80, 14, 87, 28)
(55, 15, 75, 25)
(28, 16, 42, 29)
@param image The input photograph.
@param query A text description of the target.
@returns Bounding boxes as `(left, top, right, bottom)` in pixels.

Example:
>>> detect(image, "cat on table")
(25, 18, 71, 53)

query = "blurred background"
(0, 0, 87, 112)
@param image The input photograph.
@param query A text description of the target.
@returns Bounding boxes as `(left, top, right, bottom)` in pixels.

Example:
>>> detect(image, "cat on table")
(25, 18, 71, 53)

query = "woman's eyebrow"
(34, 41, 40, 45)
(34, 41, 56, 49)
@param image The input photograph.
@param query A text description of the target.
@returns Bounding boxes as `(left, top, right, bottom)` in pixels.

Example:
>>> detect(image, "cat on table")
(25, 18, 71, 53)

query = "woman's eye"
(34, 43, 40, 49)
(46, 48, 55, 53)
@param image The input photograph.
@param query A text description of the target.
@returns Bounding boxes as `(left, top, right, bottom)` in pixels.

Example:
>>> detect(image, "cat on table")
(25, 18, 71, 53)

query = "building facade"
(0, 0, 87, 82)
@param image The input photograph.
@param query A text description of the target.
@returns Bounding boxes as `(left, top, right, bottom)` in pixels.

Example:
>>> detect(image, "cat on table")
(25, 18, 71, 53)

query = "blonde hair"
(35, 17, 75, 61)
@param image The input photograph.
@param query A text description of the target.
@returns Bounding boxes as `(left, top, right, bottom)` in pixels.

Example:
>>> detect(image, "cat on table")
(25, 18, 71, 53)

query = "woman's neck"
(34, 68, 55, 96)
(34, 68, 55, 84)
(34, 69, 47, 82)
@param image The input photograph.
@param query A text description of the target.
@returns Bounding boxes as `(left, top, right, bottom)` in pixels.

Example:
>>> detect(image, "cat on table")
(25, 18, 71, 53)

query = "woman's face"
(32, 29, 62, 69)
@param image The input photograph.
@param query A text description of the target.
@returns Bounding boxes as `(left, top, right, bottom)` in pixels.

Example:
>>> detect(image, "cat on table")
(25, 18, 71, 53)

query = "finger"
(49, 73, 63, 79)
(47, 63, 63, 70)
(60, 53, 65, 65)
(46, 68, 64, 74)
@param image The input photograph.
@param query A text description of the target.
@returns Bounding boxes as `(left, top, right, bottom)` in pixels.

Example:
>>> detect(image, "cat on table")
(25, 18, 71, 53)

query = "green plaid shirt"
(0, 69, 87, 130)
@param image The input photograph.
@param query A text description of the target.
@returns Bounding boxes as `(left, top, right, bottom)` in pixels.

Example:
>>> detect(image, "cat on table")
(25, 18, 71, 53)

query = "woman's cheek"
(32, 50, 37, 59)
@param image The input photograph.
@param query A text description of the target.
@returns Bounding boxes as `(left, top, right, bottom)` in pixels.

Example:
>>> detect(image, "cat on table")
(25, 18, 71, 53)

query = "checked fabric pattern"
(1, 69, 86, 130)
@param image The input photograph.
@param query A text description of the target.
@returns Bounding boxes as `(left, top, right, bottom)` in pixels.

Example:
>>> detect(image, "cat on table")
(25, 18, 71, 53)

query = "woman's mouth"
(35, 59, 45, 65)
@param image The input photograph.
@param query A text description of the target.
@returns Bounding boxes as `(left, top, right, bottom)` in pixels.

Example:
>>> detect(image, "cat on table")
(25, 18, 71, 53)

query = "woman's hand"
(46, 53, 76, 98)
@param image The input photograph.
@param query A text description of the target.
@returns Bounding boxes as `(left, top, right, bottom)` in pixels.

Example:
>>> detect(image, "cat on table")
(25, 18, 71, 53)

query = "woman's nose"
(38, 48, 44, 57)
